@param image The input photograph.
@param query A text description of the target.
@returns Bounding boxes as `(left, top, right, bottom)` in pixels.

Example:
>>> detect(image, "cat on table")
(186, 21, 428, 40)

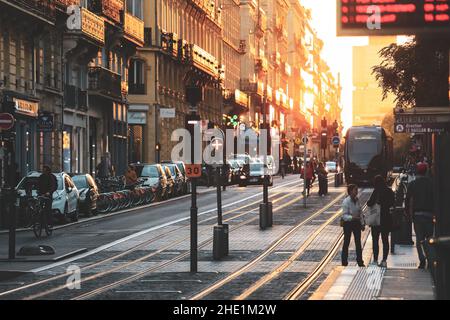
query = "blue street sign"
(332, 136, 340, 146)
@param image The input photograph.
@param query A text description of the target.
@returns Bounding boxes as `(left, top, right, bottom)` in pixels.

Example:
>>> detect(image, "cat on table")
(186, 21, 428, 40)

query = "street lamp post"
(259, 27, 272, 230)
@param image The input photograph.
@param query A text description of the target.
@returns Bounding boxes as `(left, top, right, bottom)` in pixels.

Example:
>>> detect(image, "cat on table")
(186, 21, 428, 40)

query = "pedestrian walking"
(301, 161, 315, 197)
(406, 162, 434, 269)
(366, 175, 395, 268)
(341, 184, 365, 267)
(316, 162, 328, 197)
(96, 152, 114, 178)
(280, 157, 285, 179)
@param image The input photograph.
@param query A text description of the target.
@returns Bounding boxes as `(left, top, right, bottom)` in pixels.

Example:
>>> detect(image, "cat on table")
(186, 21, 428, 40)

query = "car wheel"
(60, 204, 69, 224)
(70, 204, 79, 222)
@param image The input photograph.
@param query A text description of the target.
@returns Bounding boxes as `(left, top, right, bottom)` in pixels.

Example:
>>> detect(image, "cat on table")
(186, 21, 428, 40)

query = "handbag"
(365, 204, 381, 227)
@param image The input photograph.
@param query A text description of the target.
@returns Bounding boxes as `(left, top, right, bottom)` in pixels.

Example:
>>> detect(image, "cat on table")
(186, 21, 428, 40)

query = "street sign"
(160, 108, 176, 118)
(185, 164, 202, 178)
(332, 136, 340, 146)
(337, 0, 450, 36)
(395, 122, 450, 133)
(302, 136, 309, 145)
(295, 137, 302, 145)
(37, 113, 54, 132)
(0, 113, 15, 131)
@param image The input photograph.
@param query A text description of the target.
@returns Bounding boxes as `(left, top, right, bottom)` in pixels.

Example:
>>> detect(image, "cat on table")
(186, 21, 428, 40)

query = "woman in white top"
(341, 184, 366, 267)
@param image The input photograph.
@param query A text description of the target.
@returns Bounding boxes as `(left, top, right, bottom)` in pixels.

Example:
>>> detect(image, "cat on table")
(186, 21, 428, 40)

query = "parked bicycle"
(27, 195, 54, 238)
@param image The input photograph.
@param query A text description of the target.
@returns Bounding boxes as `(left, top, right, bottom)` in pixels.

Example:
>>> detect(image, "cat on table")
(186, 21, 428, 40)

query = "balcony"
(190, 0, 217, 23)
(55, 0, 80, 7)
(70, 7, 105, 44)
(4, 0, 56, 23)
(89, 0, 123, 24)
(128, 83, 145, 95)
(186, 44, 219, 78)
(123, 12, 144, 47)
(65, 85, 88, 111)
(161, 31, 178, 58)
(88, 66, 122, 99)
(255, 57, 268, 74)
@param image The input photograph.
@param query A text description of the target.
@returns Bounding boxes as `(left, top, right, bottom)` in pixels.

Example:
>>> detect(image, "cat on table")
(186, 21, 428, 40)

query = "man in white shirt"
(341, 184, 365, 267)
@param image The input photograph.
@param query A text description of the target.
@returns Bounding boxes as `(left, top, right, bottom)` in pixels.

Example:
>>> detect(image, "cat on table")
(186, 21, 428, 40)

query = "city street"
(1, 0, 449, 308)
(0, 174, 368, 300)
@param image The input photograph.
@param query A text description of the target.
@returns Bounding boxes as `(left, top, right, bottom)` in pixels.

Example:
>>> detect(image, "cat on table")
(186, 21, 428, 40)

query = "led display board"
(337, 0, 450, 36)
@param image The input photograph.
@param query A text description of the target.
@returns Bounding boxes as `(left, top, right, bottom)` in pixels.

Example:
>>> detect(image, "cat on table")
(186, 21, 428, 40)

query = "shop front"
(128, 104, 148, 164)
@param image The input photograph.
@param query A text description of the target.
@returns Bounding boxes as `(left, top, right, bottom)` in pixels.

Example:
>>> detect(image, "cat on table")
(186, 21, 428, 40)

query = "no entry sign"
(0, 113, 15, 131)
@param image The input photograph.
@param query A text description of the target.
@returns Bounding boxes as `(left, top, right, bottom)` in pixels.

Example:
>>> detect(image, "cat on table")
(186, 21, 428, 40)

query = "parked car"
(239, 163, 273, 187)
(228, 159, 243, 184)
(162, 163, 184, 196)
(16, 172, 80, 222)
(71, 174, 99, 216)
(161, 161, 189, 194)
(133, 163, 168, 200)
(325, 161, 338, 173)
(162, 165, 176, 198)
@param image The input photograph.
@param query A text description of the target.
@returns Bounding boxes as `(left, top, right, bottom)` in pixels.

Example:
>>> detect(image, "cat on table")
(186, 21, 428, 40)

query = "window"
(128, 59, 145, 94)
(127, 0, 143, 19)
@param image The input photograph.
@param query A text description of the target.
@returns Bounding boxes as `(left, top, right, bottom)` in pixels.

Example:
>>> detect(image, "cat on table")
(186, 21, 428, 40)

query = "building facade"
(0, 0, 144, 184)
(128, 0, 223, 163)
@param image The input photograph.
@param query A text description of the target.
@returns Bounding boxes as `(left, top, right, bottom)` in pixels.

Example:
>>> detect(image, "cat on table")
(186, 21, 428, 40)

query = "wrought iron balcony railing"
(89, 0, 123, 24)
(4, 0, 56, 23)
(186, 44, 219, 78)
(123, 12, 144, 46)
(88, 66, 122, 98)
(128, 83, 145, 95)
(55, 0, 80, 7)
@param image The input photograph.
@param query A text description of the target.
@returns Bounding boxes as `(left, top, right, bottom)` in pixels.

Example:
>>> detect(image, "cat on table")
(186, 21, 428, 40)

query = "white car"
(325, 161, 338, 173)
(16, 172, 80, 222)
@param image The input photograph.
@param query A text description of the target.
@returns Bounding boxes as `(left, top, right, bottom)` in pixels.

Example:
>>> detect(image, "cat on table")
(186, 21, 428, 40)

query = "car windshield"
(17, 174, 63, 191)
(250, 163, 265, 171)
(140, 165, 159, 177)
(169, 166, 176, 176)
(176, 163, 185, 174)
(72, 175, 88, 189)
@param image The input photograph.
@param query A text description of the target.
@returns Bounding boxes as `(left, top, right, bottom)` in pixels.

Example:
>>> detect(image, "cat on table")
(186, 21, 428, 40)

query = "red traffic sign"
(185, 164, 202, 178)
(0, 113, 15, 131)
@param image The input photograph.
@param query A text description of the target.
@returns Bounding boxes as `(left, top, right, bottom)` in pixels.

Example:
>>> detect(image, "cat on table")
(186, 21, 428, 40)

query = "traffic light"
(321, 130, 328, 150)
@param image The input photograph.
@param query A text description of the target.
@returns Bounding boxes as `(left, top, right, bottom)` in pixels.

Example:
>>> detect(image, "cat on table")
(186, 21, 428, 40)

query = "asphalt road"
(0, 175, 302, 272)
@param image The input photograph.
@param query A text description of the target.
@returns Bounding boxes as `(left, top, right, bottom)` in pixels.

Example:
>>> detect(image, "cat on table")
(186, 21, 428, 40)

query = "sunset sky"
(301, 0, 369, 131)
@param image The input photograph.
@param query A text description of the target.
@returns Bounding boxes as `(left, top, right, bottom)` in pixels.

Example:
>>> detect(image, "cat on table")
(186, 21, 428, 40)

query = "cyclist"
(37, 165, 57, 220)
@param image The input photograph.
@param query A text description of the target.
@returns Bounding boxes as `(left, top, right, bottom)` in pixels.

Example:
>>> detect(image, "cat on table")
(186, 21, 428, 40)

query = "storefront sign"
(128, 111, 147, 125)
(13, 98, 38, 117)
(160, 108, 176, 118)
(37, 113, 54, 132)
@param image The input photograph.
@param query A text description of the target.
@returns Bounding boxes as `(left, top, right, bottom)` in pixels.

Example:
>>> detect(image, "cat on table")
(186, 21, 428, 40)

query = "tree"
(372, 37, 449, 109)
(381, 113, 410, 166)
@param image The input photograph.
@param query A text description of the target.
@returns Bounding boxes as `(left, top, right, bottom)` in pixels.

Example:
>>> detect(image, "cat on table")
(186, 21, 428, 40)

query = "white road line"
(31, 178, 304, 273)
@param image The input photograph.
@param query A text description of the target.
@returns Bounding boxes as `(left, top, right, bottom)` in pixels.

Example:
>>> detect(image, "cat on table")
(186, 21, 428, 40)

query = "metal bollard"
(213, 224, 229, 260)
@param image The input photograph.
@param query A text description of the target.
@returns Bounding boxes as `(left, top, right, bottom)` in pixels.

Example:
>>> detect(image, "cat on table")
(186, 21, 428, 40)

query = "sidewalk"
(311, 231, 436, 300)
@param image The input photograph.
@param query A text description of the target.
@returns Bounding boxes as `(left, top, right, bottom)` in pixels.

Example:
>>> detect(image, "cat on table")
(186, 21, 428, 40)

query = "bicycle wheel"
(32, 214, 43, 238)
(45, 212, 54, 237)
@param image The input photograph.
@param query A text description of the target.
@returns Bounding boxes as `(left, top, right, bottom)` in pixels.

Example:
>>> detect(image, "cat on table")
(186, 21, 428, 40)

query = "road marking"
(30, 178, 303, 273)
